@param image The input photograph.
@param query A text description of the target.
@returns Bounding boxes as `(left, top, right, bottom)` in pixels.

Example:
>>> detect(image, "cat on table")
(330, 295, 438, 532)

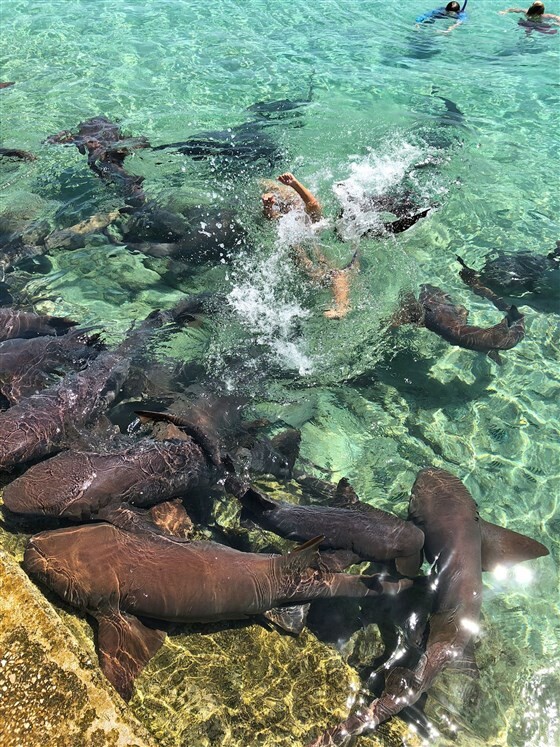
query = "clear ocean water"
(1, 1, 559, 745)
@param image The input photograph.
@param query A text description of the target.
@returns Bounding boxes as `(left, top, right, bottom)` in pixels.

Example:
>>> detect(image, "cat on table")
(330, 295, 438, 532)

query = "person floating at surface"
(416, 1, 468, 33)
(499, 0, 560, 25)
(261, 173, 358, 320)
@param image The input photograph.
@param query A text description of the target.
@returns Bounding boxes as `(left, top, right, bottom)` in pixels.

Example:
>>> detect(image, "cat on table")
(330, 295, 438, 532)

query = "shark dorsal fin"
(479, 519, 549, 571)
(332, 478, 360, 508)
(279, 535, 324, 573)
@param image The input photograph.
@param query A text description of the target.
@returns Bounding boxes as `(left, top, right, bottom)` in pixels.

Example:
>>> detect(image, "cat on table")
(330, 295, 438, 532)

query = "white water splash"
(227, 238, 313, 376)
(333, 141, 422, 241)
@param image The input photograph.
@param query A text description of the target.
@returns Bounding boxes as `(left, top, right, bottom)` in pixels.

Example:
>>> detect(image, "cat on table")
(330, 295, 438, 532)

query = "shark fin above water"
(479, 519, 549, 572)
(95, 608, 166, 702)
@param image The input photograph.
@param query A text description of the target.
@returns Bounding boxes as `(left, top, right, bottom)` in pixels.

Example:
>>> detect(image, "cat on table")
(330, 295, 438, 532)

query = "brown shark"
(232, 478, 424, 575)
(0, 327, 102, 405)
(2, 434, 212, 521)
(0, 307, 77, 342)
(47, 116, 150, 207)
(306, 467, 549, 746)
(394, 284, 525, 364)
(23, 523, 408, 701)
(0, 347, 130, 472)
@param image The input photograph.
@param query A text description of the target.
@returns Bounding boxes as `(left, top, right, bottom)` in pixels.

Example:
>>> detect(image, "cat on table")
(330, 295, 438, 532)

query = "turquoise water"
(1, 1, 559, 745)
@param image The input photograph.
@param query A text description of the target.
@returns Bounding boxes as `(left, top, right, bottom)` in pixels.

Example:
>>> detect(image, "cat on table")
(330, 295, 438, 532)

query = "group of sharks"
(0, 301, 548, 746)
(1, 82, 558, 744)
(0, 295, 550, 744)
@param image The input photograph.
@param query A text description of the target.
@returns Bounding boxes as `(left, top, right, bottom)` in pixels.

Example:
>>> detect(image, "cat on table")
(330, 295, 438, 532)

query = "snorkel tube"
(461, 0, 468, 10)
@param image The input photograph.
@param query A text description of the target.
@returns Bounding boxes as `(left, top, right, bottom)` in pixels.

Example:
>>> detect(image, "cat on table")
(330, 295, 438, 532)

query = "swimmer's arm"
(542, 12, 560, 21)
(498, 8, 526, 14)
(437, 20, 463, 32)
(277, 173, 323, 222)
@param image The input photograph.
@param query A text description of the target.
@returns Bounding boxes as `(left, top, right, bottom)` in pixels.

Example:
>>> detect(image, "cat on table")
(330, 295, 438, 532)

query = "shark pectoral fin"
(395, 550, 423, 578)
(262, 603, 311, 635)
(479, 519, 549, 572)
(487, 350, 503, 365)
(95, 610, 166, 701)
(331, 477, 360, 507)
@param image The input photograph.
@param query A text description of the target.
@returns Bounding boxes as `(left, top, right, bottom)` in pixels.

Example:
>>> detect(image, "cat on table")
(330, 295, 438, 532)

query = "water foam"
(227, 231, 313, 376)
(333, 140, 422, 241)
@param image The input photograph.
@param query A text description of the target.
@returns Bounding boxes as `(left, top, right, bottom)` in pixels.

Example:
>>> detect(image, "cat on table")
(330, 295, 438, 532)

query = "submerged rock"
(0, 549, 156, 747)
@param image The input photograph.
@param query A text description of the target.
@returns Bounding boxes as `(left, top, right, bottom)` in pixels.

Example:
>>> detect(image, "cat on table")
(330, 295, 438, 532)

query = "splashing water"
(227, 231, 313, 376)
(333, 139, 423, 241)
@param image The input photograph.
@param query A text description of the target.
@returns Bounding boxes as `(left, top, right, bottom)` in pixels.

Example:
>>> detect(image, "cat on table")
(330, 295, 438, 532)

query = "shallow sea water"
(1, 1, 559, 745)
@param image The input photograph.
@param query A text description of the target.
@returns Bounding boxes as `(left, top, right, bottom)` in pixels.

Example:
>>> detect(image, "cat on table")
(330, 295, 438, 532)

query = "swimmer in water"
(500, 2, 560, 30)
(261, 173, 358, 320)
(416, 1, 468, 33)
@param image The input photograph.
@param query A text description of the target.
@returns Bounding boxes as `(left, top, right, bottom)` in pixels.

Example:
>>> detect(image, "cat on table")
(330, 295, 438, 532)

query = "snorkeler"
(499, 2, 560, 31)
(261, 173, 358, 320)
(416, 1, 468, 33)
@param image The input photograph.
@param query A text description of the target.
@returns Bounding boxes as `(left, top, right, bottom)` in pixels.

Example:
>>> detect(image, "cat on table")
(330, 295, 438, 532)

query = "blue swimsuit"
(416, 7, 467, 23)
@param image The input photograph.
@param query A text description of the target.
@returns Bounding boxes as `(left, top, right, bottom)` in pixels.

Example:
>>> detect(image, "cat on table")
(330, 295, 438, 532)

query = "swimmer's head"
(445, 1, 460, 12)
(527, 1, 545, 15)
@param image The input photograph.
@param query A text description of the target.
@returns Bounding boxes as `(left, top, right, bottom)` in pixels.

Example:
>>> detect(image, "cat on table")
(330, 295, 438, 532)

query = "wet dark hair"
(446, 1, 460, 11)
(527, 2, 545, 15)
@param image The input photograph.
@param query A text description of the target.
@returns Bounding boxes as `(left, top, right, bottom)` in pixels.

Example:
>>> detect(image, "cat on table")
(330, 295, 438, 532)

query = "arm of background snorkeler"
(499, 8, 527, 13)
(277, 173, 323, 222)
(437, 20, 463, 32)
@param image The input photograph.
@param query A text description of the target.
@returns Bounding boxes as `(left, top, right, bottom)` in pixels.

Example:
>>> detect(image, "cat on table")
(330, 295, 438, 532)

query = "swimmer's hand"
(278, 172, 298, 187)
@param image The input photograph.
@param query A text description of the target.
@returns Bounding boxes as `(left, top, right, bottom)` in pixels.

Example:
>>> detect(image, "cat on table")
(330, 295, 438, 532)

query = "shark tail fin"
(236, 486, 278, 514)
(479, 519, 549, 572)
(95, 609, 166, 701)
(279, 536, 324, 573)
(135, 407, 230, 470)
